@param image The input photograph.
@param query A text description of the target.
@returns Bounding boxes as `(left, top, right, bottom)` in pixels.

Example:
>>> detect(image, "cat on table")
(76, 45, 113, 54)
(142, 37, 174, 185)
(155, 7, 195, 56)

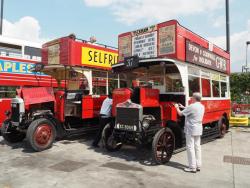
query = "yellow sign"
(81, 47, 118, 68)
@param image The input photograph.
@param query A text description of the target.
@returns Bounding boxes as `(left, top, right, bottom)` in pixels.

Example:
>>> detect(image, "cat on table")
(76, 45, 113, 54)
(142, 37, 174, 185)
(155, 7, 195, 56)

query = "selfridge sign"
(132, 25, 157, 58)
(186, 41, 227, 73)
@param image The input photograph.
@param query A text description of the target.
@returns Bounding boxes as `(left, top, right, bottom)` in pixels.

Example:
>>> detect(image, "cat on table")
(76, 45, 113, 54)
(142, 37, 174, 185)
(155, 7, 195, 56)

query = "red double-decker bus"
(103, 20, 231, 164)
(0, 36, 57, 128)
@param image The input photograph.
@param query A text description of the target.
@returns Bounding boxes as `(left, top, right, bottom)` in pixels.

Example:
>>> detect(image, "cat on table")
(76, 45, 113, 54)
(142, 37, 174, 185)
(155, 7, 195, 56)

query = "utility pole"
(242, 41, 250, 72)
(225, 0, 230, 53)
(0, 0, 4, 35)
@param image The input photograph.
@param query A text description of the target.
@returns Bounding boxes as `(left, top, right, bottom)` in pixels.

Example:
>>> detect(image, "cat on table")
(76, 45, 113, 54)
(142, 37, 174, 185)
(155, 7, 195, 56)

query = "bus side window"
(201, 78, 211, 97)
(212, 80, 220, 97)
(220, 82, 228, 98)
(188, 75, 200, 96)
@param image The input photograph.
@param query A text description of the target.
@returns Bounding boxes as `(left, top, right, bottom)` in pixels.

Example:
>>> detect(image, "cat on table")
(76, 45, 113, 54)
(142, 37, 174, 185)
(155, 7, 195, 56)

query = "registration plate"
(115, 123, 137, 131)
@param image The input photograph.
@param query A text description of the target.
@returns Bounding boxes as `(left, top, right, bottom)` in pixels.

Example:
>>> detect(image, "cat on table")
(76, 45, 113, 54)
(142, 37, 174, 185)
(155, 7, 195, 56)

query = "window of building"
(92, 71, 107, 95)
(0, 86, 18, 98)
(24, 46, 41, 61)
(0, 42, 22, 58)
(188, 75, 200, 96)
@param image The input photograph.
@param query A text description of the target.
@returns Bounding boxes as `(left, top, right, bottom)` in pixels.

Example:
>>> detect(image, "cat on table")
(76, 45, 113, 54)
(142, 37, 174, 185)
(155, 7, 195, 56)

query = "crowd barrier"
(229, 116, 249, 126)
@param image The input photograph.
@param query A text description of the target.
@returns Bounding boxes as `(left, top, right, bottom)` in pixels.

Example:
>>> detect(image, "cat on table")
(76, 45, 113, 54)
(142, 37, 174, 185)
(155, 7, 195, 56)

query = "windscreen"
(119, 65, 164, 88)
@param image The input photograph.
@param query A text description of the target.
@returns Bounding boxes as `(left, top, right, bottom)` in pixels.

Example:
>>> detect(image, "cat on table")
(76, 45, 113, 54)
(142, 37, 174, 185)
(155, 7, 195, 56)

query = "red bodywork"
(11, 87, 105, 123)
(82, 95, 107, 119)
(20, 87, 55, 110)
(0, 56, 59, 128)
(112, 88, 132, 116)
(0, 99, 11, 127)
(200, 100, 231, 124)
(140, 88, 159, 107)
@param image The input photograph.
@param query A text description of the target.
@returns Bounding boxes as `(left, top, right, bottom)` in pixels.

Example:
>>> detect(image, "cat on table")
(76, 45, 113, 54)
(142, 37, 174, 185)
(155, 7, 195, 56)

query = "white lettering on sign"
(132, 31, 157, 58)
(186, 41, 227, 73)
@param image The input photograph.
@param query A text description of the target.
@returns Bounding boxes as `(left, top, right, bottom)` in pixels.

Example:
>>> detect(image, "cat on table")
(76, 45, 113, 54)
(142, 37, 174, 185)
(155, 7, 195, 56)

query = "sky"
(2, 0, 250, 72)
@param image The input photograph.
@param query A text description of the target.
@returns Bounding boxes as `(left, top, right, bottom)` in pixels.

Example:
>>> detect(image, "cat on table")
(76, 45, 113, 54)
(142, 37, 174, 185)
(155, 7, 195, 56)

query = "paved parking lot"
(0, 127, 250, 188)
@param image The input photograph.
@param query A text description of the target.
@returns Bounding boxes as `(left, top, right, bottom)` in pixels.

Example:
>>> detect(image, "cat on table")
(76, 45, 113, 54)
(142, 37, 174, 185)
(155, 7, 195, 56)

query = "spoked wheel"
(218, 117, 227, 138)
(102, 123, 122, 152)
(27, 118, 56, 152)
(1, 121, 26, 143)
(152, 128, 175, 164)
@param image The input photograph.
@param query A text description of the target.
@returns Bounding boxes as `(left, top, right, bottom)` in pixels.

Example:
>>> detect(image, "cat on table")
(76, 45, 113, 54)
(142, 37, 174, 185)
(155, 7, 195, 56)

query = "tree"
(230, 73, 250, 103)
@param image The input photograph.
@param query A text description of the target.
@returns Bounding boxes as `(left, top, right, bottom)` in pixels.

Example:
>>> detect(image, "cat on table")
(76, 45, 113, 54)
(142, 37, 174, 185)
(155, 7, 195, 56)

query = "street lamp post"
(0, 0, 4, 35)
(242, 41, 250, 73)
(225, 0, 230, 53)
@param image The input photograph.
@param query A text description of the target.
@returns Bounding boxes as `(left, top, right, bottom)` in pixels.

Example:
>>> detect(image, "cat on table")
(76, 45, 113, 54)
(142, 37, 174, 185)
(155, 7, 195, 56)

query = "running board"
(64, 125, 99, 137)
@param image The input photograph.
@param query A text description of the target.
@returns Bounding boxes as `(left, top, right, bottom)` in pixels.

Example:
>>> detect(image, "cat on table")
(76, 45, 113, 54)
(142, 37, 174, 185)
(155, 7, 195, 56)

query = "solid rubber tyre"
(1, 121, 26, 143)
(26, 118, 56, 152)
(102, 123, 122, 152)
(152, 127, 175, 164)
(218, 117, 227, 138)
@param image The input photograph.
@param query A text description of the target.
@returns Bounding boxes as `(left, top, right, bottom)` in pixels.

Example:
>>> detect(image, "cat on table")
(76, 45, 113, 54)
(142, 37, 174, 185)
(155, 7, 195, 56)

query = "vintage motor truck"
(1, 35, 121, 151)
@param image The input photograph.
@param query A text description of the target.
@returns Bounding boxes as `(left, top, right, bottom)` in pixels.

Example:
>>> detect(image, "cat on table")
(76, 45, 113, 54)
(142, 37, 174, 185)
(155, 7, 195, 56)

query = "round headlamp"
(142, 119, 150, 129)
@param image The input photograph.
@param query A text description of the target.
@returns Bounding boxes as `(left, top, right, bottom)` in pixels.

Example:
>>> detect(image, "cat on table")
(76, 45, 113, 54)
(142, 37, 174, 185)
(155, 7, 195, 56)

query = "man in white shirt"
(175, 92, 205, 173)
(92, 93, 113, 147)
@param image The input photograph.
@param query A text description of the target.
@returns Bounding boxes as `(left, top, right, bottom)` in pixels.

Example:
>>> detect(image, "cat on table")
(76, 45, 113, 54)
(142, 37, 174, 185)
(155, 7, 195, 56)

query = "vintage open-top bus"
(103, 20, 230, 164)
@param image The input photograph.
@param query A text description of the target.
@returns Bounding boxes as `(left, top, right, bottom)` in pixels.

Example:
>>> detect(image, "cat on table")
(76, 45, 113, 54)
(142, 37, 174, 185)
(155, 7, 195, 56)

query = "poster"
(132, 31, 157, 58)
(159, 25, 176, 55)
(118, 35, 132, 61)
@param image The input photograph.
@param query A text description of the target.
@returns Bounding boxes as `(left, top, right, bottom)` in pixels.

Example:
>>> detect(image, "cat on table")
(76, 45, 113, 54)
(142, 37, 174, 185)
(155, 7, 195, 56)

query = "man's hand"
(178, 103, 185, 109)
(174, 103, 179, 109)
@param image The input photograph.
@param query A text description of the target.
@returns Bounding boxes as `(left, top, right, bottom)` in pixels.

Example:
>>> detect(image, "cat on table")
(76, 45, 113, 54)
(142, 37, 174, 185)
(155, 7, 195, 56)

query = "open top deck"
(118, 20, 230, 74)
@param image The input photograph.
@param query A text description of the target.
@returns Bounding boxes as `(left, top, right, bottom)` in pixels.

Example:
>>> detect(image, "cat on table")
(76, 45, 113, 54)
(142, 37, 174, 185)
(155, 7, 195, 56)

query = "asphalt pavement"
(0, 127, 250, 188)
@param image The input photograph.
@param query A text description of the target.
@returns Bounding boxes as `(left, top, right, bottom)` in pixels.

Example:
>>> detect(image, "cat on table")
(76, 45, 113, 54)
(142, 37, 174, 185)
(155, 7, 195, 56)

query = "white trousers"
(186, 134, 201, 169)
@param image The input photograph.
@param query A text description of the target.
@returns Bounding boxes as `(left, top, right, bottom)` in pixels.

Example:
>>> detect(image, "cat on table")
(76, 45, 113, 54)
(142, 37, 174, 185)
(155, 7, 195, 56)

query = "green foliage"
(230, 73, 250, 103)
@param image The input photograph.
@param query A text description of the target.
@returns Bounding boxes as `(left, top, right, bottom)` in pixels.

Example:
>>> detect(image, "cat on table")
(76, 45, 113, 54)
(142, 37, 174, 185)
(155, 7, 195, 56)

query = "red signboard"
(186, 41, 227, 73)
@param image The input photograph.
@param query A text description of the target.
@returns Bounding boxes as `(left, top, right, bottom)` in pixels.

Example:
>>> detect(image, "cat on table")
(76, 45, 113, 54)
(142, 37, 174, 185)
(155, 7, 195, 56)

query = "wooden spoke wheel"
(27, 118, 56, 152)
(152, 128, 175, 164)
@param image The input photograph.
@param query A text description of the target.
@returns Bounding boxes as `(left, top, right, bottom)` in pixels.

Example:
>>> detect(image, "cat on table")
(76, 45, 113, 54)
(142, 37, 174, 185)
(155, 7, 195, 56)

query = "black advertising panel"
(186, 41, 227, 73)
(124, 55, 139, 69)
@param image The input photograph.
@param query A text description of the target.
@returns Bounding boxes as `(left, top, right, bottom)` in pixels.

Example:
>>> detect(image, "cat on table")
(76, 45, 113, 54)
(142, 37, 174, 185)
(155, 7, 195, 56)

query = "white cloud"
(212, 15, 225, 28)
(83, 0, 224, 24)
(3, 16, 47, 44)
(84, 0, 115, 6)
(209, 20, 250, 72)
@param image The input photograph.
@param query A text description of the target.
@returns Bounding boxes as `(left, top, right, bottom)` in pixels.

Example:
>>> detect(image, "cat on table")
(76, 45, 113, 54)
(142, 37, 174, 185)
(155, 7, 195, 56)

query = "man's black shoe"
(92, 143, 99, 148)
